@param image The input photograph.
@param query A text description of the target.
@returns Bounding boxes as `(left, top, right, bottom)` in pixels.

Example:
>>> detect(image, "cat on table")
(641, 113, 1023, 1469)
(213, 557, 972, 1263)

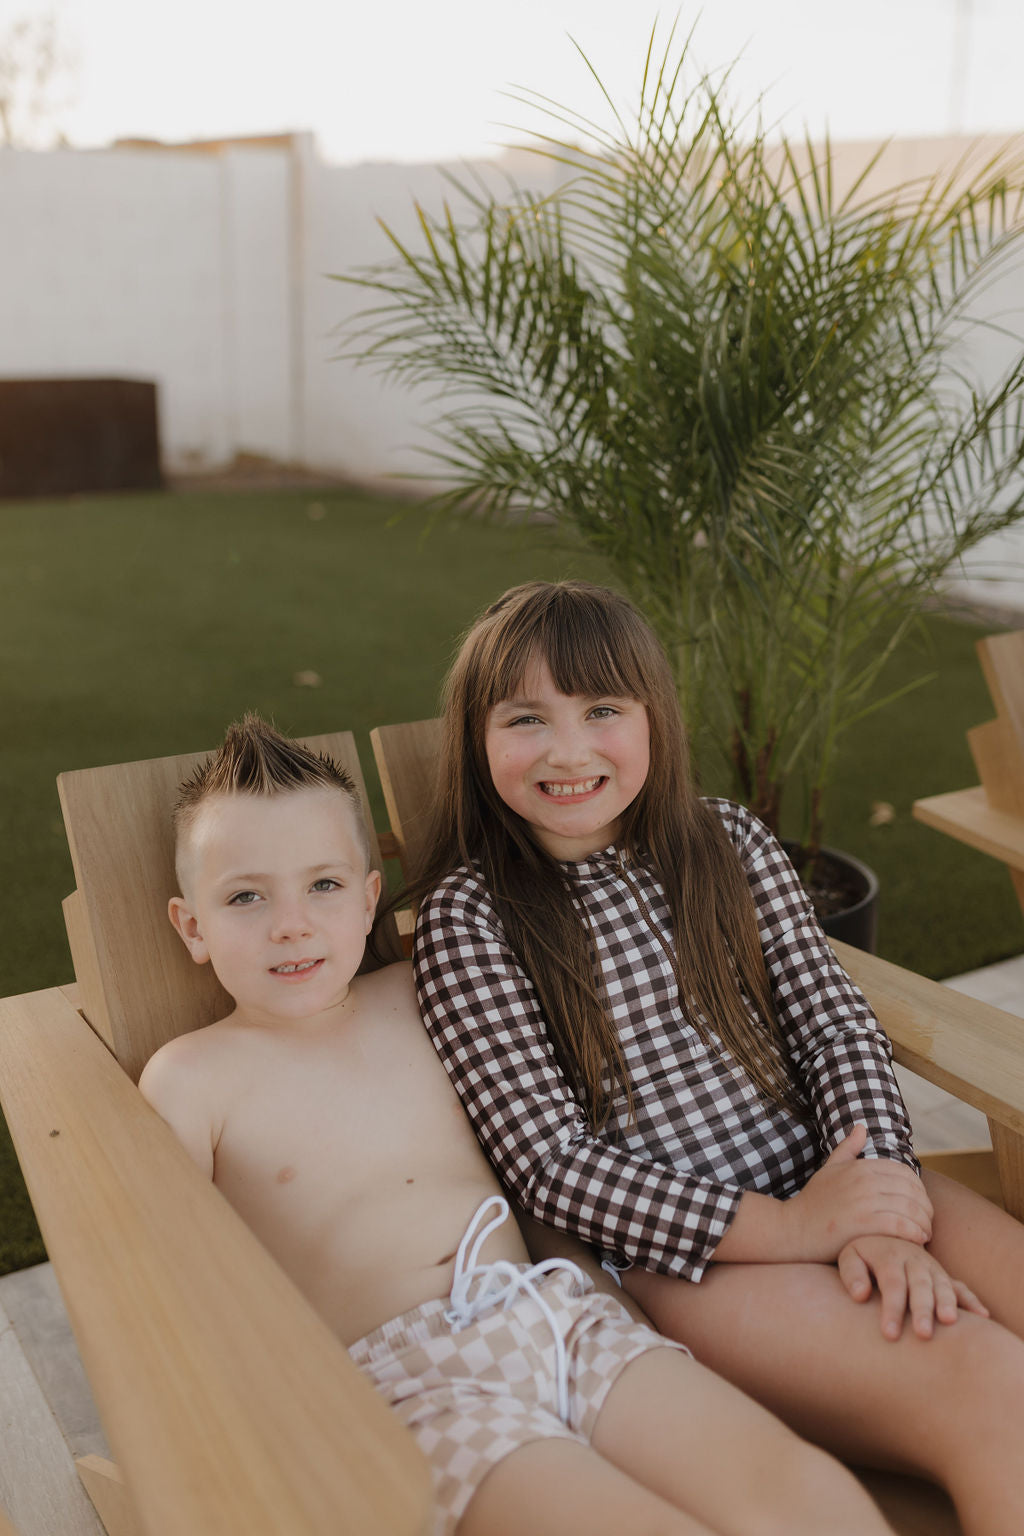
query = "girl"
(410, 579, 1024, 1536)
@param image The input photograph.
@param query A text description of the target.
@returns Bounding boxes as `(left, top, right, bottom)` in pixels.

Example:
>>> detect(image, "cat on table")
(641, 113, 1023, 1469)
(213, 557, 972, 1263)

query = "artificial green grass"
(1, 484, 1022, 1273)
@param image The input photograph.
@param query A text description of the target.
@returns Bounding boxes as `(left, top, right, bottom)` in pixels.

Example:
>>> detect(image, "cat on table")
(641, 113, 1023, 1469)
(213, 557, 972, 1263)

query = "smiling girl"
(411, 579, 1024, 1536)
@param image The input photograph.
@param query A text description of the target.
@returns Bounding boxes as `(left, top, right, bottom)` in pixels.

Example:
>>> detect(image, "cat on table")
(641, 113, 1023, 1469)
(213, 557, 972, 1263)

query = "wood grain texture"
(370, 718, 444, 887)
(61, 891, 113, 1053)
(990, 1120, 1024, 1222)
(57, 731, 399, 1081)
(834, 941, 1024, 1134)
(912, 786, 1024, 871)
(0, 987, 432, 1536)
(976, 630, 1024, 750)
(74, 1458, 140, 1536)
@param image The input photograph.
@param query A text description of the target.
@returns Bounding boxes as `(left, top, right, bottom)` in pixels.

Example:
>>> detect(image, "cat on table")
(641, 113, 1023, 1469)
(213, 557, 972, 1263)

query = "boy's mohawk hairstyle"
(173, 714, 367, 857)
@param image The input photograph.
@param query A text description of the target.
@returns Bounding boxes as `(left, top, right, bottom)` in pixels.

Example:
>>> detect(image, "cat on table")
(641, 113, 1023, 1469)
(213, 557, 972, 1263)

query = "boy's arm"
(139, 1037, 219, 1180)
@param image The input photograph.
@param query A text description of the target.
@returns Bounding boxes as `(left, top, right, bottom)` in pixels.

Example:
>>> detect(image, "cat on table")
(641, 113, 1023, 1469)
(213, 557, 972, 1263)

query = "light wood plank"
(976, 630, 1024, 751)
(0, 1509, 19, 1536)
(370, 718, 443, 886)
(968, 717, 1024, 818)
(0, 1298, 105, 1536)
(990, 1120, 1024, 1222)
(917, 1149, 1003, 1205)
(832, 941, 1024, 1135)
(61, 892, 114, 1053)
(74, 1458, 140, 1536)
(912, 786, 1024, 873)
(0, 987, 432, 1536)
(0, 1263, 108, 1461)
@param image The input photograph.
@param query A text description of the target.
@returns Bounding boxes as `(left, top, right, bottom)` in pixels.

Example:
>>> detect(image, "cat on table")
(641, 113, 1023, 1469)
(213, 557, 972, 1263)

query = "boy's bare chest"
(212, 1021, 485, 1213)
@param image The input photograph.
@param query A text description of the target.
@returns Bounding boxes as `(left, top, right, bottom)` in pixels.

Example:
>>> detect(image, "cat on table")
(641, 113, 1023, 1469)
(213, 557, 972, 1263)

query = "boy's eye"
(311, 878, 340, 893)
(228, 890, 260, 906)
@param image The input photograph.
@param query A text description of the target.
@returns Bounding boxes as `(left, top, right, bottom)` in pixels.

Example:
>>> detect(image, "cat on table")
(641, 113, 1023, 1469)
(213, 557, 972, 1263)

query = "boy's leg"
(589, 1347, 894, 1536)
(623, 1259, 1024, 1536)
(456, 1437, 718, 1536)
(458, 1346, 893, 1536)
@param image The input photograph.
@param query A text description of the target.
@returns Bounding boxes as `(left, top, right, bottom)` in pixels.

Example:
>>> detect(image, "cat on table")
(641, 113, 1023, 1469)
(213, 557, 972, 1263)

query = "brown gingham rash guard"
(414, 799, 918, 1282)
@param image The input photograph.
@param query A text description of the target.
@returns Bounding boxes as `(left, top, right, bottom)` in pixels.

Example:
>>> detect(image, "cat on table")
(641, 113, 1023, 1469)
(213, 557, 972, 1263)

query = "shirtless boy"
(139, 715, 894, 1536)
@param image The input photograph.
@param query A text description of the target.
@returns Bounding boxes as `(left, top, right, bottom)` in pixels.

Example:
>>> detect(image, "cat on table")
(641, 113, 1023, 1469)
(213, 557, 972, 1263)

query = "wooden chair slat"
(913, 629, 1024, 924)
(370, 719, 444, 886)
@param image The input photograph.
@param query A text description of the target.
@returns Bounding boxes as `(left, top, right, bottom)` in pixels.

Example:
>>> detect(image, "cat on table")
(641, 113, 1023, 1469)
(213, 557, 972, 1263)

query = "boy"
(140, 714, 892, 1536)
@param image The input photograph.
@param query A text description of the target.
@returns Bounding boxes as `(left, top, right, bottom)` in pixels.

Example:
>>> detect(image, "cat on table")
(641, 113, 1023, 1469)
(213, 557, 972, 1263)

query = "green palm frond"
(336, 21, 1024, 852)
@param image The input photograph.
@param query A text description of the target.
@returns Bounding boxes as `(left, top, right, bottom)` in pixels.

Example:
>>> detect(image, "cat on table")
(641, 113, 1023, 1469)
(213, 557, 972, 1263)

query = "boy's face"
(169, 786, 381, 1026)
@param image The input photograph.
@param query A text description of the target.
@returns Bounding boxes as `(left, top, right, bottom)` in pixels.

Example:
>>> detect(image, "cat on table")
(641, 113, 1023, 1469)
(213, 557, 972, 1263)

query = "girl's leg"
(459, 1346, 893, 1536)
(623, 1260, 1024, 1536)
(922, 1168, 1024, 1334)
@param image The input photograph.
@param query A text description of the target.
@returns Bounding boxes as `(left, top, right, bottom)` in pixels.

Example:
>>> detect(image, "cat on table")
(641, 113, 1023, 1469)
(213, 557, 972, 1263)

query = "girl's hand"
(837, 1235, 989, 1340)
(782, 1124, 933, 1261)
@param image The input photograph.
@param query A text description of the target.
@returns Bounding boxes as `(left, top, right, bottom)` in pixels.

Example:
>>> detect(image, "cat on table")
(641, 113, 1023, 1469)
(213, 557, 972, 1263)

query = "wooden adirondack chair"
(371, 716, 1024, 1536)
(914, 628, 1024, 923)
(0, 733, 430, 1536)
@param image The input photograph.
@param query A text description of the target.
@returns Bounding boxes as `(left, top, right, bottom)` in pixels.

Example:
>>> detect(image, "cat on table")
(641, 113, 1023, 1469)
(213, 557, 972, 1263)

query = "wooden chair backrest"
(58, 732, 399, 1083)
(970, 630, 1024, 819)
(370, 718, 444, 885)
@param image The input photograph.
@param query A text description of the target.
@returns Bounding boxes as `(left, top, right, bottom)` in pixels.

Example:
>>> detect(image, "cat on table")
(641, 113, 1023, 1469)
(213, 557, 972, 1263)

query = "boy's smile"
(170, 786, 380, 1027)
(484, 657, 650, 860)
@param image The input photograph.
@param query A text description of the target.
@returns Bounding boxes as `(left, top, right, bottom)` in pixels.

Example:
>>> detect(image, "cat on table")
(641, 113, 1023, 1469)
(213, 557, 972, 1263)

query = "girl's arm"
(718, 801, 918, 1171)
(415, 869, 920, 1279)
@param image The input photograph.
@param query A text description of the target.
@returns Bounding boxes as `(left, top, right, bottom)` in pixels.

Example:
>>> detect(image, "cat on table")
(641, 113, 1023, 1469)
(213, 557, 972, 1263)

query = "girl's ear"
(168, 896, 210, 966)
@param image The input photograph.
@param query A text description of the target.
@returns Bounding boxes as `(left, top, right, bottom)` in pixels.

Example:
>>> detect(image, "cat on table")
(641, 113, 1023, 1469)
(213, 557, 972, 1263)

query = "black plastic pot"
(783, 843, 880, 955)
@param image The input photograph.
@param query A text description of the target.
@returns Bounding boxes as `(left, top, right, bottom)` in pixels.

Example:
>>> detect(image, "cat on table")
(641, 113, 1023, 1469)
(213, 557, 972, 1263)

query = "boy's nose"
(269, 903, 313, 941)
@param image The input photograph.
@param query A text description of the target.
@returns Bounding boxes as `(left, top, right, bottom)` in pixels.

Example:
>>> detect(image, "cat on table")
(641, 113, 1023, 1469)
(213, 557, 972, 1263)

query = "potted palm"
(340, 25, 1024, 945)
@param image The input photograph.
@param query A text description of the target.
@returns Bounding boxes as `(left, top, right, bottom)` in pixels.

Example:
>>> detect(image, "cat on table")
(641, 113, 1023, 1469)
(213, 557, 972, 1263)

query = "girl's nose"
(546, 725, 590, 769)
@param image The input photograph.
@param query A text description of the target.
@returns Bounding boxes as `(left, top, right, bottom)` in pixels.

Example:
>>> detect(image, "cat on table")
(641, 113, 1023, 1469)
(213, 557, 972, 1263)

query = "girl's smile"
(484, 658, 650, 860)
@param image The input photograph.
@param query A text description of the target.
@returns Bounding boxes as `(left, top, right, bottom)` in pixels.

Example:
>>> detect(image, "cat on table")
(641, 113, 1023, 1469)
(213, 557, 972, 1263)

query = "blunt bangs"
(478, 584, 655, 712)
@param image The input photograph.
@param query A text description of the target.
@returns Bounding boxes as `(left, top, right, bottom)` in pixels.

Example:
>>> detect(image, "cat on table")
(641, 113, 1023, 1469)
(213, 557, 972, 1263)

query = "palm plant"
(339, 24, 1024, 879)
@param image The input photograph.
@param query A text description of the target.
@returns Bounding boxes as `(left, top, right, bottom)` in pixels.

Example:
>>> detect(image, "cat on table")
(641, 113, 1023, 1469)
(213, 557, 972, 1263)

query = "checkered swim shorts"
(348, 1199, 686, 1535)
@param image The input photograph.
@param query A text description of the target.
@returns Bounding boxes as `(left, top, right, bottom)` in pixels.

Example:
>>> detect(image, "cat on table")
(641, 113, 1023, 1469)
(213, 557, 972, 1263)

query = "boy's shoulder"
(350, 959, 419, 1017)
(138, 1014, 241, 1100)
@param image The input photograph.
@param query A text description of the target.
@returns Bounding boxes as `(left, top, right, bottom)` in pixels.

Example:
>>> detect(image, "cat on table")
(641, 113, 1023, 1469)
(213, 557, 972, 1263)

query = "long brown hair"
(410, 581, 804, 1127)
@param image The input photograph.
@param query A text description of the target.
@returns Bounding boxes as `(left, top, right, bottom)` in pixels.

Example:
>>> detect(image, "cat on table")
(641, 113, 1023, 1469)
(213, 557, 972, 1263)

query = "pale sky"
(3, 0, 1023, 164)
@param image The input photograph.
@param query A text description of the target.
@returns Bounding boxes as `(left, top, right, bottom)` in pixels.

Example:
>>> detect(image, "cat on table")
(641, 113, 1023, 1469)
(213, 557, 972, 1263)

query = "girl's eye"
(589, 705, 619, 720)
(506, 713, 541, 727)
(228, 890, 260, 906)
(311, 878, 340, 893)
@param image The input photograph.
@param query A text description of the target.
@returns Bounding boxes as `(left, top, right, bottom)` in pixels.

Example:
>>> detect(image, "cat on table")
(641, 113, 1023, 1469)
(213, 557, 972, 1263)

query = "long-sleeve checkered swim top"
(414, 798, 917, 1281)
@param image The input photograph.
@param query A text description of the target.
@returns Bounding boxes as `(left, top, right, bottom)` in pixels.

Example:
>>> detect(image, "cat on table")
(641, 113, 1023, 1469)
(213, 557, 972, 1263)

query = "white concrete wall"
(0, 145, 233, 469)
(2, 130, 1024, 607)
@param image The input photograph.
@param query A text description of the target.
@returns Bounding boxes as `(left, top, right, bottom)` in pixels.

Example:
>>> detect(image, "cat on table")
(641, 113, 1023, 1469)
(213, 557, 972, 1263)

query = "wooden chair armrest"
(913, 787, 1024, 873)
(832, 940, 1024, 1135)
(0, 988, 432, 1536)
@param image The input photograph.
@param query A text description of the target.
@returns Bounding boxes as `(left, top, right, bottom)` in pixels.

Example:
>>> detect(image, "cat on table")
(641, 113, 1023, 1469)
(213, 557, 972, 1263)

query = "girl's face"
(484, 656, 650, 860)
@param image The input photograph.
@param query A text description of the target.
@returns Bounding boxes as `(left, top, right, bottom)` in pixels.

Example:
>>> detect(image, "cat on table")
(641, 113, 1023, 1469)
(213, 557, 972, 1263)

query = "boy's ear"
(364, 868, 382, 934)
(168, 896, 211, 966)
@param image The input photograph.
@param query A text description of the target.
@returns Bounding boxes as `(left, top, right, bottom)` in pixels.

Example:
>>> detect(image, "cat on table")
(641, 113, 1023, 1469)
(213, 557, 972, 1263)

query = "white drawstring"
(444, 1195, 590, 1423)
